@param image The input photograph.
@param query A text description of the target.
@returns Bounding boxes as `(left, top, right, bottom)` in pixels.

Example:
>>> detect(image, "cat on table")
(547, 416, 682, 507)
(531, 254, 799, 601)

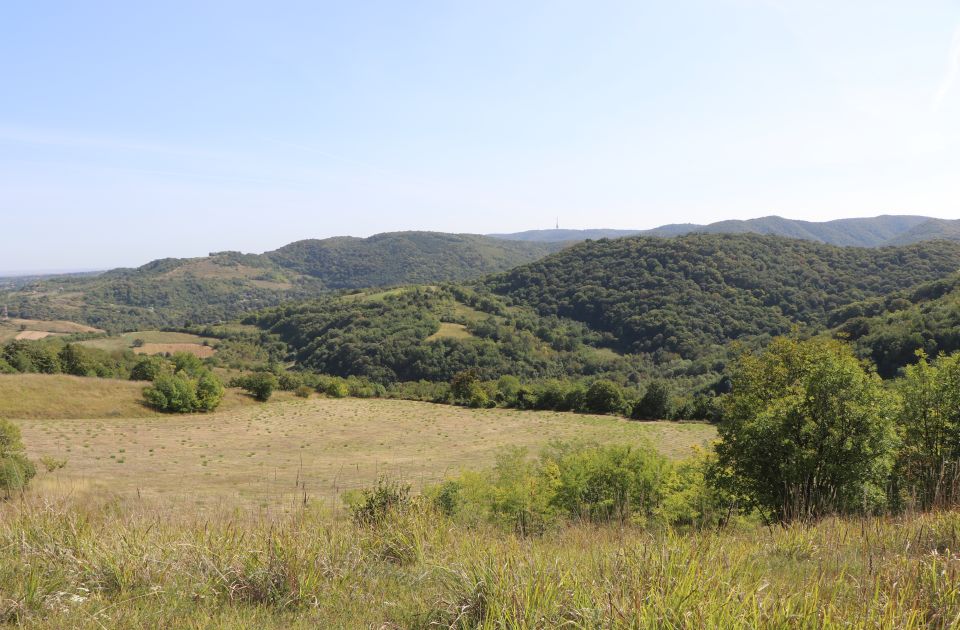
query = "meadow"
(6, 376, 713, 510)
(2, 482, 958, 628)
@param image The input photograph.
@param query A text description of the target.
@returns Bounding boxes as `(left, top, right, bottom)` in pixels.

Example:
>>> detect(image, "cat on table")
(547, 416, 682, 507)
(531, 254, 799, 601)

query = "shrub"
(195, 371, 225, 411)
(546, 442, 667, 523)
(0, 419, 36, 498)
(633, 381, 672, 420)
(896, 351, 960, 510)
(451, 369, 481, 403)
(350, 477, 412, 525)
(241, 372, 278, 402)
(58, 343, 92, 376)
(143, 369, 223, 413)
(319, 377, 349, 398)
(143, 374, 199, 413)
(294, 385, 312, 398)
(130, 355, 169, 381)
(582, 379, 626, 414)
(716, 337, 898, 522)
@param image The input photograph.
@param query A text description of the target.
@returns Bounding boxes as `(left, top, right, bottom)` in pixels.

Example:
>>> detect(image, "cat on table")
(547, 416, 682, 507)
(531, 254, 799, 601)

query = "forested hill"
(0, 233, 561, 330)
(830, 272, 960, 377)
(485, 234, 960, 360)
(494, 215, 960, 247)
(264, 232, 562, 288)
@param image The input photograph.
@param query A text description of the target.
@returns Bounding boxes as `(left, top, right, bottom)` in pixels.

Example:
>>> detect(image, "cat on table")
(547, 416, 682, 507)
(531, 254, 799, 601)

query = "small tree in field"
(242, 371, 278, 402)
(633, 381, 672, 420)
(0, 419, 36, 498)
(716, 337, 898, 522)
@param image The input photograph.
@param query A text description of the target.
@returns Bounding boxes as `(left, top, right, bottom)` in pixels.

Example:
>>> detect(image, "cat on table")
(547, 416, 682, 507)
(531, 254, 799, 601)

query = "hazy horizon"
(3, 1, 959, 271)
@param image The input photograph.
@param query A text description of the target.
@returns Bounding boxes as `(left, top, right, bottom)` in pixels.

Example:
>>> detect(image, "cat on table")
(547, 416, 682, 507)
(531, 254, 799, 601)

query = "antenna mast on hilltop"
(556, 217, 559, 230)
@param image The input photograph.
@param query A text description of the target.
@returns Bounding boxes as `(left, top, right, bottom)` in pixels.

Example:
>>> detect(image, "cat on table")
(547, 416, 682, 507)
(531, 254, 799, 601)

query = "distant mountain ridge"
(491, 215, 958, 247)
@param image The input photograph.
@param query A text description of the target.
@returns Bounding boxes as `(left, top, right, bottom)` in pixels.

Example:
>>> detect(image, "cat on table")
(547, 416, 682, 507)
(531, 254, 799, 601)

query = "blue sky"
(2, 0, 959, 271)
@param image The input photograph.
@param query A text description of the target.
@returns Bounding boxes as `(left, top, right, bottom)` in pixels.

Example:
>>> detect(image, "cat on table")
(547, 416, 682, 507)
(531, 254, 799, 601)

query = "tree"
(130, 355, 169, 381)
(58, 344, 91, 377)
(240, 372, 278, 402)
(143, 373, 199, 413)
(633, 381, 672, 420)
(0, 419, 36, 498)
(450, 369, 480, 402)
(582, 379, 626, 414)
(896, 351, 960, 509)
(716, 337, 898, 522)
(194, 371, 225, 411)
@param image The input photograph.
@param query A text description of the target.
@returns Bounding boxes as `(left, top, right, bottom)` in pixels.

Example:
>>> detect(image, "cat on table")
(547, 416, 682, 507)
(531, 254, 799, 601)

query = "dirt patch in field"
(134, 343, 216, 358)
(14, 330, 62, 340)
(7, 318, 103, 334)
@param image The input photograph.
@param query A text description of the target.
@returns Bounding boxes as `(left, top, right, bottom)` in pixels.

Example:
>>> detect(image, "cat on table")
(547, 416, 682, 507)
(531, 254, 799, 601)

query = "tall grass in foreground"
(2, 487, 960, 629)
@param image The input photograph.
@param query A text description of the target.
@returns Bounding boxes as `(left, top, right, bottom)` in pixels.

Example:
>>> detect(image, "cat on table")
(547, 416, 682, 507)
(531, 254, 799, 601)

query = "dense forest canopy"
(485, 234, 960, 360)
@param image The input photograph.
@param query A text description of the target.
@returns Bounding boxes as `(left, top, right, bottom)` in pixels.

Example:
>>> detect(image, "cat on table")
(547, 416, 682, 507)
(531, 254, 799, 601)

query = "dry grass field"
(78, 330, 217, 354)
(0, 374, 288, 420)
(8, 387, 715, 511)
(0, 317, 103, 342)
(134, 342, 216, 357)
(426, 322, 474, 341)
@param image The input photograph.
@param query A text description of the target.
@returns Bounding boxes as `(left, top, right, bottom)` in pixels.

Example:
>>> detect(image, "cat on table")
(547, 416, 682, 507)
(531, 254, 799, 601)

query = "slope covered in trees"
(494, 215, 959, 247)
(485, 234, 960, 360)
(830, 272, 960, 376)
(0, 233, 560, 331)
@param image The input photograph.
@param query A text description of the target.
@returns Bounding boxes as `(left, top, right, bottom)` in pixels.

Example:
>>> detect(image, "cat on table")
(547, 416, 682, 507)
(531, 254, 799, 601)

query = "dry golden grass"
(13, 395, 715, 510)
(0, 374, 286, 420)
(134, 342, 215, 358)
(13, 330, 60, 340)
(0, 317, 102, 342)
(78, 330, 216, 353)
(426, 322, 474, 341)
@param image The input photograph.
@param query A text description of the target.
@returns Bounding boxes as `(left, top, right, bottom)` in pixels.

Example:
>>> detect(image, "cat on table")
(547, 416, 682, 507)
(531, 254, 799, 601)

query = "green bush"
(130, 355, 169, 381)
(546, 442, 667, 523)
(633, 381, 672, 420)
(716, 337, 898, 522)
(143, 369, 224, 413)
(0, 419, 36, 498)
(238, 372, 278, 402)
(294, 385, 312, 398)
(582, 379, 626, 414)
(195, 371, 225, 411)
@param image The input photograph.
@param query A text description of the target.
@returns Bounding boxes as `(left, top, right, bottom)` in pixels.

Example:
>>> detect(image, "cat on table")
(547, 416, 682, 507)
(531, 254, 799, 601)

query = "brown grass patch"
(14, 330, 61, 340)
(426, 322, 474, 341)
(0, 373, 289, 420)
(15, 396, 716, 509)
(134, 343, 215, 358)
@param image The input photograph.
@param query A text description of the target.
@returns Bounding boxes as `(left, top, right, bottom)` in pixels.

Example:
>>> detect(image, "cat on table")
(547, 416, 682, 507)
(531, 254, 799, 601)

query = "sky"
(1, 0, 959, 272)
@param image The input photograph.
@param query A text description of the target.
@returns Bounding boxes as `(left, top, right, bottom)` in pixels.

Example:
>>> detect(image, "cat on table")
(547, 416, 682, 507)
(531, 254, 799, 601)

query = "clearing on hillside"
(134, 342, 216, 358)
(78, 330, 217, 354)
(426, 322, 474, 341)
(16, 396, 716, 510)
(0, 317, 103, 342)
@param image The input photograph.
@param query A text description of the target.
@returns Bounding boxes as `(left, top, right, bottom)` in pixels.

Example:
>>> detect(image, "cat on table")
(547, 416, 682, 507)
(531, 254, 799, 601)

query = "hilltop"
(0, 232, 560, 331)
(493, 214, 959, 247)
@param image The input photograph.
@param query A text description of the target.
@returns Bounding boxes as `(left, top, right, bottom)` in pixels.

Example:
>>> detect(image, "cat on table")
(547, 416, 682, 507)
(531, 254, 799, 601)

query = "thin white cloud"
(933, 22, 960, 111)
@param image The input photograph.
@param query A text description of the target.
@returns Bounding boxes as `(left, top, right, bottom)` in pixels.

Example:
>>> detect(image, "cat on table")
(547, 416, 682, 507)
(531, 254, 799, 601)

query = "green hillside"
(830, 272, 960, 376)
(0, 233, 560, 331)
(485, 234, 960, 359)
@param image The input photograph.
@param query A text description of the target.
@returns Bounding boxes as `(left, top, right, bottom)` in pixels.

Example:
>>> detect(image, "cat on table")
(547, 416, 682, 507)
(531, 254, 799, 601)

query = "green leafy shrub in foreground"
(0, 419, 35, 498)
